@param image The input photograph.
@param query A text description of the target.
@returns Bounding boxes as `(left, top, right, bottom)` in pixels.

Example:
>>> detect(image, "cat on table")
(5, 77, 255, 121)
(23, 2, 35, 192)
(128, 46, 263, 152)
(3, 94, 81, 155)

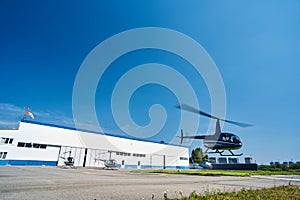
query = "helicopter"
(95, 151, 118, 169)
(101, 159, 117, 169)
(176, 104, 252, 156)
(60, 150, 75, 168)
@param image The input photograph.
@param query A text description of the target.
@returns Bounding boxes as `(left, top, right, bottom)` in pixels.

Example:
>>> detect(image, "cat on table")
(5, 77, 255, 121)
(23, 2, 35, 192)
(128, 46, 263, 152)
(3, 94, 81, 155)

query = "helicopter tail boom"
(177, 129, 206, 144)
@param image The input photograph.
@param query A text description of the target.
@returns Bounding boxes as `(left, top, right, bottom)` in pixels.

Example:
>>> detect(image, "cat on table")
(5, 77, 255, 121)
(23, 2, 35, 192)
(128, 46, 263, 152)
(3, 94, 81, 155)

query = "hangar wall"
(0, 121, 189, 169)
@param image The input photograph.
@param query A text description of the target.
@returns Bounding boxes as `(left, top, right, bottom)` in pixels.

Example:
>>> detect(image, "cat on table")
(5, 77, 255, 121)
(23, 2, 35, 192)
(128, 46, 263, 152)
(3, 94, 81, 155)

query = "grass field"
(164, 185, 300, 200)
(132, 169, 300, 176)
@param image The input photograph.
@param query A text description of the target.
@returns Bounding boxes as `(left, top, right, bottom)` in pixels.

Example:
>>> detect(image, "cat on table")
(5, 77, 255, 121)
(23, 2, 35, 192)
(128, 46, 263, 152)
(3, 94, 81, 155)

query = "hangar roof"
(19, 120, 184, 148)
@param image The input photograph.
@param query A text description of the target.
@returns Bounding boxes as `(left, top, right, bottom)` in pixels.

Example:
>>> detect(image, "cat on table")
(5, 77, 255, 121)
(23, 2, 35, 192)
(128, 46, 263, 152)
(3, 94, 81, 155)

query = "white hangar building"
(0, 120, 189, 169)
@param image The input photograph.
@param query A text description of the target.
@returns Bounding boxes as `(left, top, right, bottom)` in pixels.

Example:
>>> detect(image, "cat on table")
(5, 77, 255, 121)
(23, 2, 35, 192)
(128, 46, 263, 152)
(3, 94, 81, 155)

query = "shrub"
(289, 163, 300, 170)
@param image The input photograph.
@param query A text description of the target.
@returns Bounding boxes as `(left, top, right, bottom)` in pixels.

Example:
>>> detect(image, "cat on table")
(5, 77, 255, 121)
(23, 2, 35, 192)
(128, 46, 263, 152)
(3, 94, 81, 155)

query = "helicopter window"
(232, 135, 241, 143)
(67, 157, 74, 162)
(222, 136, 231, 142)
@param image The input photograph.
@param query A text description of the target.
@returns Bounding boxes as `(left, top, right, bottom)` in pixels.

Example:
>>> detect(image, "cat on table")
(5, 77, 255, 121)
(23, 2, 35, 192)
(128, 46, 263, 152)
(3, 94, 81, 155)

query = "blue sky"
(1, 1, 300, 164)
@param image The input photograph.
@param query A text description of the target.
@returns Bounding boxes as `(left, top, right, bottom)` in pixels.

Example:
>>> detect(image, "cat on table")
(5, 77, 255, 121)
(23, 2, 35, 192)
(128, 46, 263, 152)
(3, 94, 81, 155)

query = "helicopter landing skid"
(207, 149, 243, 156)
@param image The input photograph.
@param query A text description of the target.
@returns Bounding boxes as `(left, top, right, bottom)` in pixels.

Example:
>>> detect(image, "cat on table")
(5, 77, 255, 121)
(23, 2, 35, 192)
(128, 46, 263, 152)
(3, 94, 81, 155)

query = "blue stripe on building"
(0, 160, 57, 166)
(0, 160, 189, 169)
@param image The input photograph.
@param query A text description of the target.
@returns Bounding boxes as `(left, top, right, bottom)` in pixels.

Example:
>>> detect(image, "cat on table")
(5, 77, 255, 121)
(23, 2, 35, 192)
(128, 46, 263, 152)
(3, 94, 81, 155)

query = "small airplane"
(176, 104, 252, 156)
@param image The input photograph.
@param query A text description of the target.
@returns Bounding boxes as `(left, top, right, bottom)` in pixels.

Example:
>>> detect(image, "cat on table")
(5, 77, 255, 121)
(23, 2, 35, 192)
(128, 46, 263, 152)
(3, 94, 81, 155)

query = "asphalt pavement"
(0, 166, 299, 200)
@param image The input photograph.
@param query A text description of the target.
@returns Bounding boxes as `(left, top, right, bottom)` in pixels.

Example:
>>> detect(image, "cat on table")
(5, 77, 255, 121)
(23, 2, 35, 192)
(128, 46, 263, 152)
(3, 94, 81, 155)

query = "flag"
(25, 111, 34, 120)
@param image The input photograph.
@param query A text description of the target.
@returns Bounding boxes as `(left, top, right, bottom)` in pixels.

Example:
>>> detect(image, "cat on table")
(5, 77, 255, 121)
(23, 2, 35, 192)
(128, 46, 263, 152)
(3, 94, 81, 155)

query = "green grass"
(165, 186, 300, 200)
(132, 169, 300, 176)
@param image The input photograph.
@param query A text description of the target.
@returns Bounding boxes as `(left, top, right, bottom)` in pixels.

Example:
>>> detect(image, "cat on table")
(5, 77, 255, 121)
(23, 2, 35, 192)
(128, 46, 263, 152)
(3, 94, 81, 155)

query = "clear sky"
(1, 1, 300, 164)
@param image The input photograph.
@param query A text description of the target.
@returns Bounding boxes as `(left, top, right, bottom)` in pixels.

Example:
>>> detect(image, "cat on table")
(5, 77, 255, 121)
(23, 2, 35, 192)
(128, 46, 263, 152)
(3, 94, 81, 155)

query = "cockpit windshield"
(232, 135, 241, 143)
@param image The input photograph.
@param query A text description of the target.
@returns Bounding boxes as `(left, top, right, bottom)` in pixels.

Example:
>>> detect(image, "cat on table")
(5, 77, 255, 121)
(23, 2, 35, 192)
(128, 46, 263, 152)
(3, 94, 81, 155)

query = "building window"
(17, 142, 47, 149)
(115, 151, 131, 156)
(138, 161, 141, 166)
(25, 143, 32, 148)
(1, 137, 13, 144)
(33, 143, 41, 148)
(122, 160, 125, 165)
(1, 138, 8, 144)
(180, 157, 188, 161)
(17, 142, 25, 147)
(133, 153, 146, 157)
(0, 152, 7, 159)
(2, 152, 7, 159)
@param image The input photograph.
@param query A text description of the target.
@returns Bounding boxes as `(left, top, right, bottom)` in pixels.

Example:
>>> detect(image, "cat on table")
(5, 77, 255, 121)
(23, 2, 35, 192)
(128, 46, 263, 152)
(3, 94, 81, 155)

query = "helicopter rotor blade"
(223, 119, 252, 128)
(175, 104, 218, 120)
(175, 103, 252, 128)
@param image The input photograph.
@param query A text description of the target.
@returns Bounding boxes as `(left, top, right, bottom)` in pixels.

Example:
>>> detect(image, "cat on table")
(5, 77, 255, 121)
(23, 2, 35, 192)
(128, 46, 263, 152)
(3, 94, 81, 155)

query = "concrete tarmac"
(0, 166, 299, 200)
